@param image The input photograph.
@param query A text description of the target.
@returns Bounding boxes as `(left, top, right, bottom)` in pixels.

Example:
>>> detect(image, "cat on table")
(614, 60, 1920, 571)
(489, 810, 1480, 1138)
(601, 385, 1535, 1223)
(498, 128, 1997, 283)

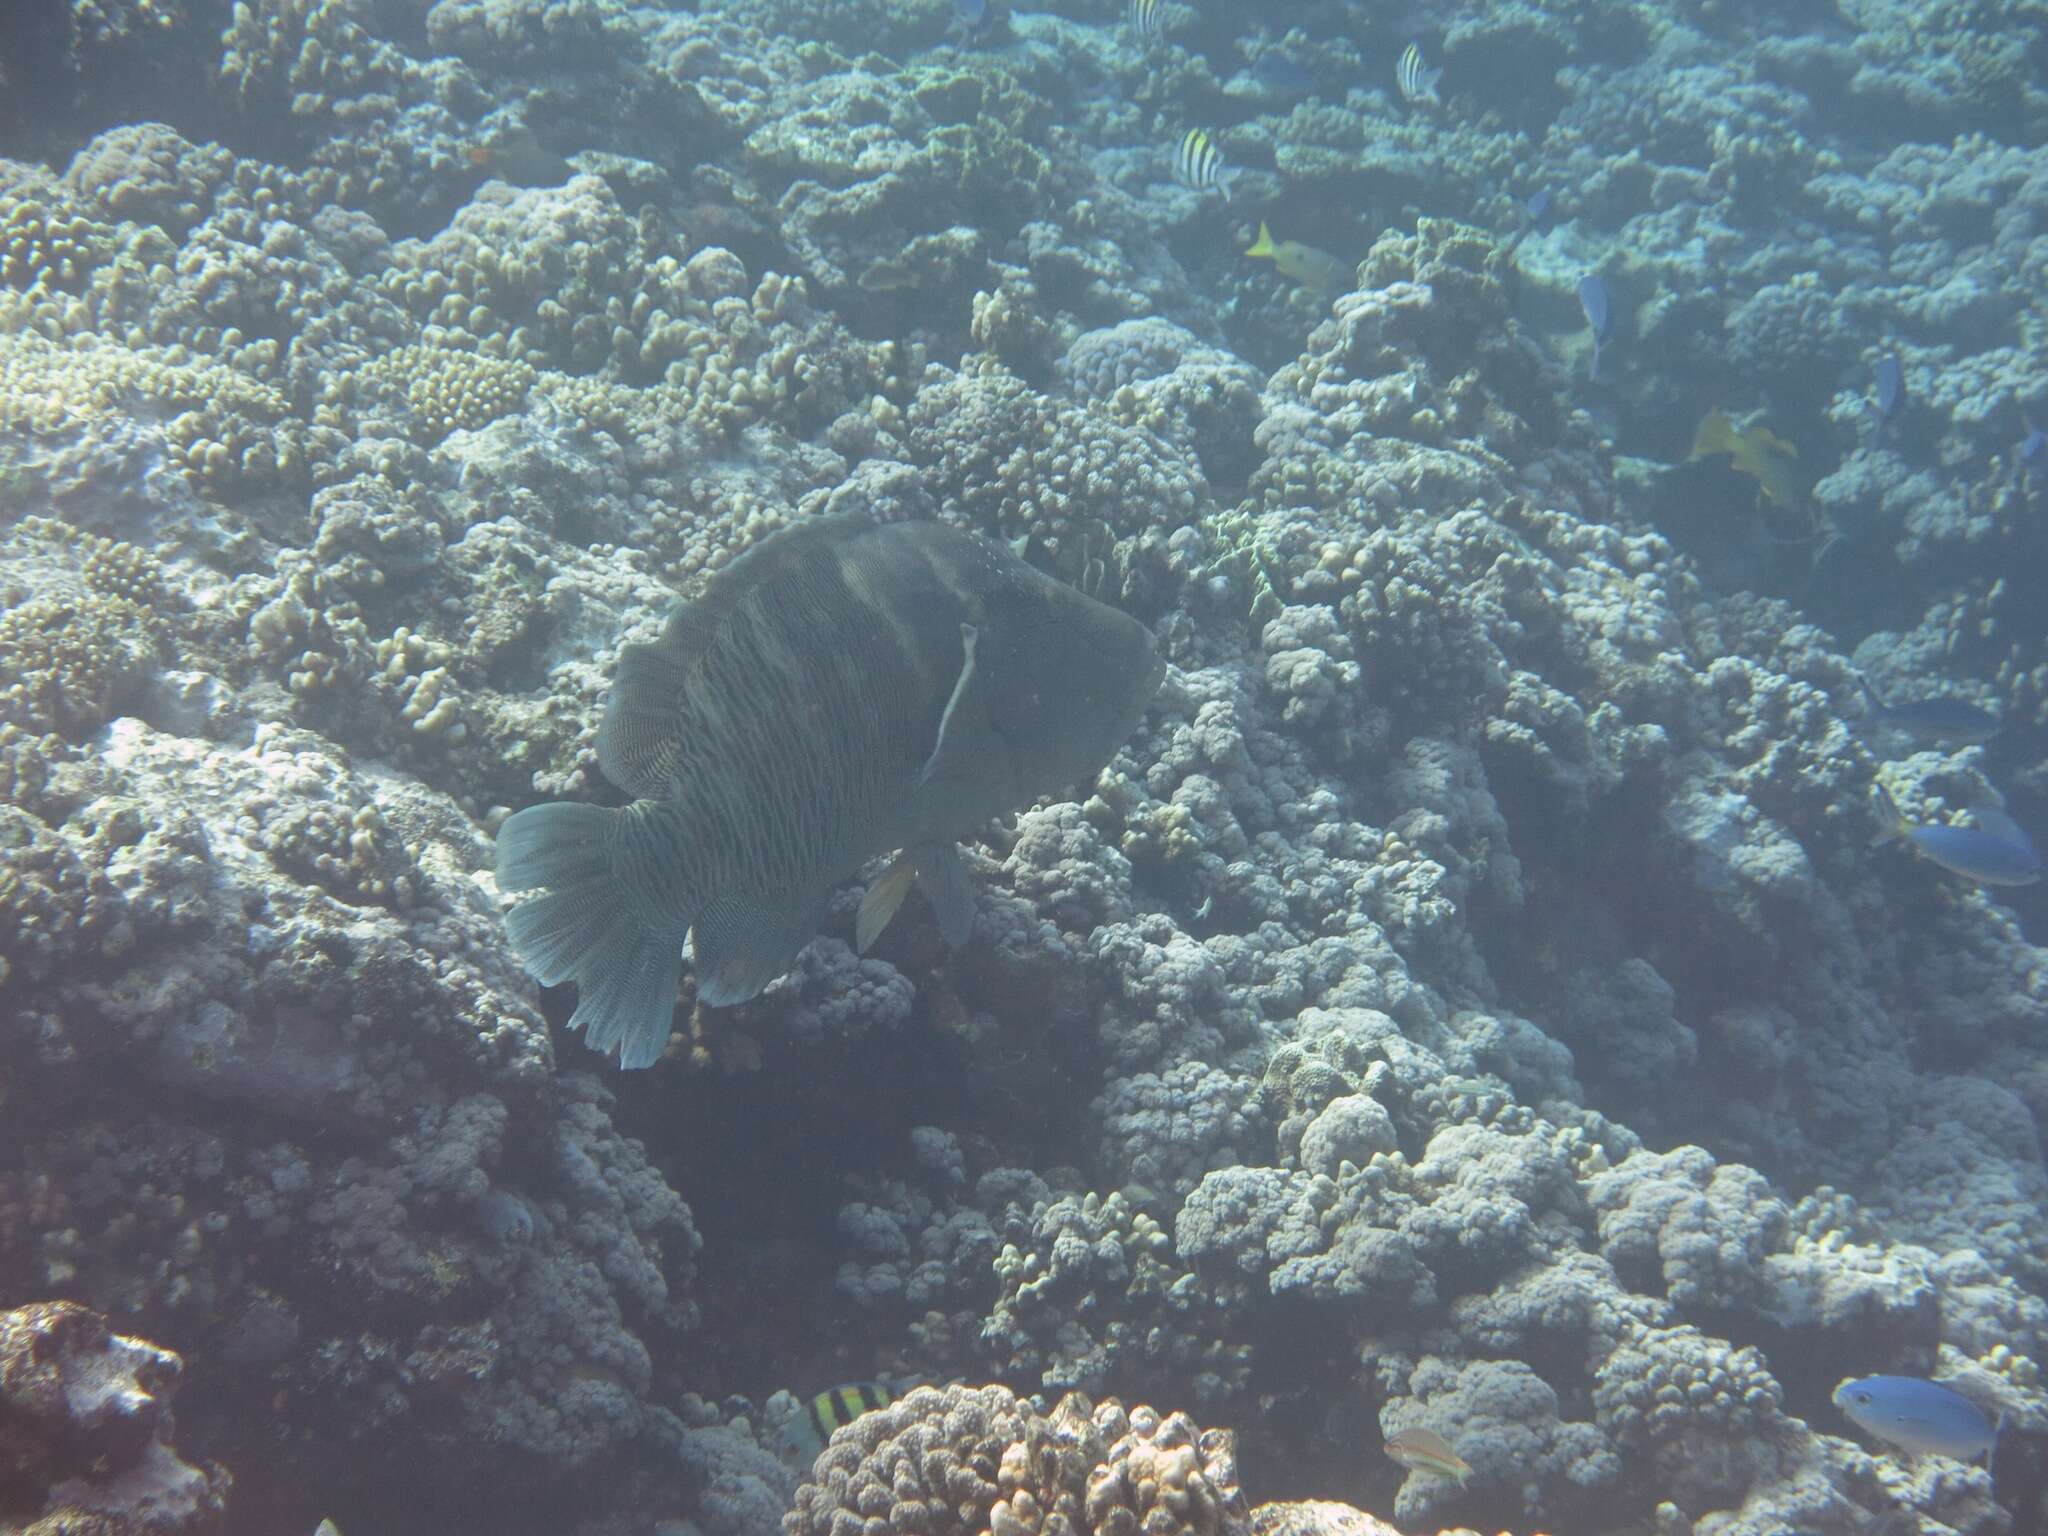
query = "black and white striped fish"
(1127, 0, 1162, 40)
(1396, 41, 1442, 105)
(1174, 127, 1233, 197)
(496, 516, 1165, 1068)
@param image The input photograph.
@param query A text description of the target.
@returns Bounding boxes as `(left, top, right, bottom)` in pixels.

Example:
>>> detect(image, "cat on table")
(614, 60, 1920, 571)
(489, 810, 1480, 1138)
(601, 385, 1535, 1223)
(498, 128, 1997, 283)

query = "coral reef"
(3, 0, 2048, 1533)
(784, 1385, 1247, 1536)
(0, 1300, 231, 1532)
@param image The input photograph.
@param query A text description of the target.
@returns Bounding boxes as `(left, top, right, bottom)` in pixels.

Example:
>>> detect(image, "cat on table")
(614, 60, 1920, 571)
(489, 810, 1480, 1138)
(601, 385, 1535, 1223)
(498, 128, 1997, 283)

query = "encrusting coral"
(0, 1300, 232, 1533)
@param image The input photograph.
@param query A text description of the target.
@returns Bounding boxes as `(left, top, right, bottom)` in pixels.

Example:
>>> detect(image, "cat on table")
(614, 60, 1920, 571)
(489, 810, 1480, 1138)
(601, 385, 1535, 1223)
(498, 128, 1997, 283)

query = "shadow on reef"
(600, 890, 1112, 1396)
(0, 0, 241, 171)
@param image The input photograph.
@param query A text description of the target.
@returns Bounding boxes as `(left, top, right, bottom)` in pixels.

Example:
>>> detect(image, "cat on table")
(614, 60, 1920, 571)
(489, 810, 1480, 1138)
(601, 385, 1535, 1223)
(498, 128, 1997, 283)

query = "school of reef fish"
(0, 0, 2045, 1533)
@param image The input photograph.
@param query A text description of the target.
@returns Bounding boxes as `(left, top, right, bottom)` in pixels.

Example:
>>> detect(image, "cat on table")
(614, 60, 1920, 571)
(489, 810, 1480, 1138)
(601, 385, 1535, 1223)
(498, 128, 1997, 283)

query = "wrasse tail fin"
(498, 801, 687, 1069)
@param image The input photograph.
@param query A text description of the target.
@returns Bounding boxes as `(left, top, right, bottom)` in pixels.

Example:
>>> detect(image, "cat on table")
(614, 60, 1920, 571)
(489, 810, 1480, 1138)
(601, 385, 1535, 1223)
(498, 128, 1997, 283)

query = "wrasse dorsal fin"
(599, 515, 878, 798)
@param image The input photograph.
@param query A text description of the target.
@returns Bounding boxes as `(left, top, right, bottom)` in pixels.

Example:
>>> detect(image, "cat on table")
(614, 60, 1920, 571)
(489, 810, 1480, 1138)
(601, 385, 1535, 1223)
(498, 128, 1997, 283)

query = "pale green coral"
(0, 330, 300, 497)
(15, 516, 170, 609)
(1196, 510, 1286, 626)
(0, 590, 162, 737)
(349, 344, 537, 441)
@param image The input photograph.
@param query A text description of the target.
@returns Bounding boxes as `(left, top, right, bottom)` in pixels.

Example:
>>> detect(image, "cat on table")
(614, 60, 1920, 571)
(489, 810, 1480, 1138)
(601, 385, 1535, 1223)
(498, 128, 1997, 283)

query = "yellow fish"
(1384, 1425, 1471, 1479)
(1244, 222, 1352, 294)
(1689, 407, 1803, 511)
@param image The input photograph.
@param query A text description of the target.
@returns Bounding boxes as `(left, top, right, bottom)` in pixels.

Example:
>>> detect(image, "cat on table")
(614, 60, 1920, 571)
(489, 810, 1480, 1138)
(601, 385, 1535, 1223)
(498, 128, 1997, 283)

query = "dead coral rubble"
(0, 1300, 230, 1534)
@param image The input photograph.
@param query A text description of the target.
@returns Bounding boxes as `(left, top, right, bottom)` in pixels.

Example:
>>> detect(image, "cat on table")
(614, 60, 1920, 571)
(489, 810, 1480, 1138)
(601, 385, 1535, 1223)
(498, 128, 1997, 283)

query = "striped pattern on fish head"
(899, 528, 1165, 839)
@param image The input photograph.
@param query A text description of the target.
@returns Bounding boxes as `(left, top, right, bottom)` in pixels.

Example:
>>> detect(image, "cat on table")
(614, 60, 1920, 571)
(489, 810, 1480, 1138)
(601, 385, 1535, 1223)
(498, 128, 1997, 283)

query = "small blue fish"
(1874, 353, 1904, 425)
(1834, 1376, 2000, 1469)
(1856, 678, 1999, 746)
(2021, 412, 2045, 464)
(1577, 274, 1611, 380)
(1873, 785, 2042, 887)
(1503, 186, 1550, 254)
(1251, 50, 1314, 97)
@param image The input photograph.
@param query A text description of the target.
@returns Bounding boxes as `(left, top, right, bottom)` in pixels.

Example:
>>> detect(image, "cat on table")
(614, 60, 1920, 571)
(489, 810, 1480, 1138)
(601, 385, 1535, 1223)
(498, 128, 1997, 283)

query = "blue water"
(0, 0, 2043, 1532)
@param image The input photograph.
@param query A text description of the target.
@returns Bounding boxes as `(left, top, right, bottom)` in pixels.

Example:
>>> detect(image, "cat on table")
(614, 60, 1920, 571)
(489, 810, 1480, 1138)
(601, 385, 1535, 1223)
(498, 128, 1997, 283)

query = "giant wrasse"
(496, 516, 1165, 1066)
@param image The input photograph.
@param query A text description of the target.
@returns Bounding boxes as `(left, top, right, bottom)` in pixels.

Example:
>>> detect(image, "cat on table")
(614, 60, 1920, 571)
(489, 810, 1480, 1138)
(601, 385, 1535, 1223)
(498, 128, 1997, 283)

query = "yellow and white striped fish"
(1174, 128, 1232, 198)
(1127, 0, 1163, 40)
(1396, 41, 1442, 105)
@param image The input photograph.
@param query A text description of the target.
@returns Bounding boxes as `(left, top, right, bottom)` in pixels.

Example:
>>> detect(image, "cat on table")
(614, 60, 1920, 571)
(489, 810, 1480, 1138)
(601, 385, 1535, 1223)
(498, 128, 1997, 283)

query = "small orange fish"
(463, 126, 573, 186)
(1384, 1425, 1472, 1480)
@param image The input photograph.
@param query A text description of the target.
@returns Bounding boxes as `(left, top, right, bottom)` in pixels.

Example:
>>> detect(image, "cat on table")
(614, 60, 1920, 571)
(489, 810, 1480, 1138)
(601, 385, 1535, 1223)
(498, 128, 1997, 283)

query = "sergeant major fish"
(1396, 42, 1441, 105)
(1175, 128, 1233, 197)
(496, 516, 1165, 1067)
